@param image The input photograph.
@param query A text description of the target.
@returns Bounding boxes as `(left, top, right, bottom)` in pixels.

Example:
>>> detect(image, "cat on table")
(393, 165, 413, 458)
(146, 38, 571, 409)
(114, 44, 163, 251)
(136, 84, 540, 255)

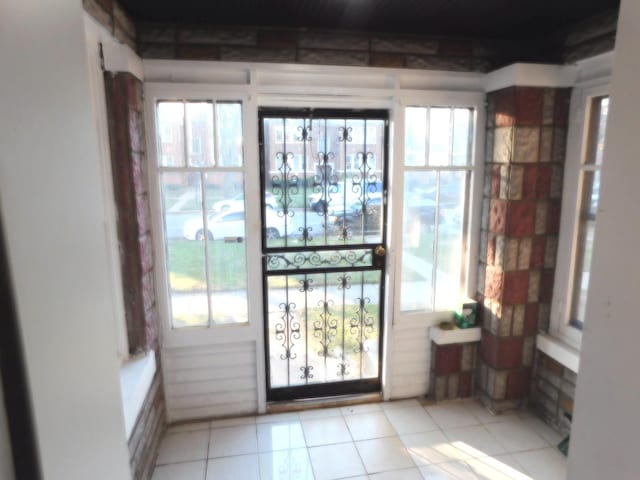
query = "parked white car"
(183, 208, 286, 240)
(212, 192, 279, 213)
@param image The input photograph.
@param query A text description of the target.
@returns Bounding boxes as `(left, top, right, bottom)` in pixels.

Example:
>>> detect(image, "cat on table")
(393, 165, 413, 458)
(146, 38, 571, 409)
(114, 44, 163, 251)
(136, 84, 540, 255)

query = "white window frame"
(391, 94, 485, 328)
(551, 60, 611, 350)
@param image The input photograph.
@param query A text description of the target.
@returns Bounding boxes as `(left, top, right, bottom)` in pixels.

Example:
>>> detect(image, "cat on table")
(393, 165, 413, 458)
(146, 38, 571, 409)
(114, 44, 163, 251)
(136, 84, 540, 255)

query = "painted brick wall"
(430, 342, 478, 401)
(103, 72, 158, 354)
(83, 0, 136, 49)
(530, 351, 576, 435)
(103, 72, 165, 480)
(128, 367, 165, 480)
(476, 86, 571, 413)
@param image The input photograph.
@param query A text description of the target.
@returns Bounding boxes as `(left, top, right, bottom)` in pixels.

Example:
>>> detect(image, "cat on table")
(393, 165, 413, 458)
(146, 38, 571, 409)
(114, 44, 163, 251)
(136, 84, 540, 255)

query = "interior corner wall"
(568, 0, 640, 478)
(0, 1, 131, 479)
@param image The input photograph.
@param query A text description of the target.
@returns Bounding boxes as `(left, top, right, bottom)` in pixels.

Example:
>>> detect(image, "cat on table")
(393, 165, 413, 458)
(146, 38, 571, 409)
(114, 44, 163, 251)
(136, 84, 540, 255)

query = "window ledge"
(430, 325, 481, 345)
(536, 333, 580, 373)
(120, 351, 156, 440)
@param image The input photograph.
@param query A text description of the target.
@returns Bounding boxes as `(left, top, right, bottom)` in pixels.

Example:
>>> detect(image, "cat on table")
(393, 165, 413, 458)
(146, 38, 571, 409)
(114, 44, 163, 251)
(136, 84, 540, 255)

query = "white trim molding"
(485, 63, 578, 92)
(537, 333, 580, 373)
(120, 352, 157, 439)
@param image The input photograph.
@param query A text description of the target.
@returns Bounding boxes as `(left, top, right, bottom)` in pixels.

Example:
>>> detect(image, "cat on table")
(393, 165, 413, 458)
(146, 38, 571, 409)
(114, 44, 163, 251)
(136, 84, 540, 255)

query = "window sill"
(430, 325, 481, 345)
(536, 333, 580, 373)
(120, 351, 156, 440)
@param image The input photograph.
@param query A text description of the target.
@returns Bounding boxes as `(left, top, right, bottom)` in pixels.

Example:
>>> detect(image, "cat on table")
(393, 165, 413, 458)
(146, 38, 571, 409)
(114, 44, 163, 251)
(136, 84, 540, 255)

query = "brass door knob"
(374, 245, 386, 257)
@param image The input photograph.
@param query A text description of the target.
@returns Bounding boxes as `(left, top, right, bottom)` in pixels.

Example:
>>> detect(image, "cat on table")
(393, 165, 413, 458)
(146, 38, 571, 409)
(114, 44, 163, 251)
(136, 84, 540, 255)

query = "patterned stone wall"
(128, 367, 166, 480)
(476, 86, 571, 413)
(530, 351, 576, 436)
(430, 342, 478, 401)
(136, 24, 515, 72)
(103, 72, 158, 354)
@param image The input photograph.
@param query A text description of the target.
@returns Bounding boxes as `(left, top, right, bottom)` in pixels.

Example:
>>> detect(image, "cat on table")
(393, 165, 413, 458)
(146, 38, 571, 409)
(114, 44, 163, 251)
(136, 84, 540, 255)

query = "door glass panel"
(161, 172, 207, 327)
(261, 110, 386, 401)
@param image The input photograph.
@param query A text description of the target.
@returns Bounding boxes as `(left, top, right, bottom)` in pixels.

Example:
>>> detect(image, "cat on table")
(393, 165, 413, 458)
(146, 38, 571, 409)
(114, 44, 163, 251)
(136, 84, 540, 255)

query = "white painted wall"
(0, 1, 131, 479)
(0, 380, 14, 480)
(567, 1, 640, 479)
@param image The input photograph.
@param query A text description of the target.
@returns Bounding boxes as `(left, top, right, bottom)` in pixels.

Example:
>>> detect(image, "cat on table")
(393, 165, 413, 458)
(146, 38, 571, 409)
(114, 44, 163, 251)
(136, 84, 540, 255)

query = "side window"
(568, 96, 609, 329)
(155, 100, 248, 328)
(400, 106, 474, 312)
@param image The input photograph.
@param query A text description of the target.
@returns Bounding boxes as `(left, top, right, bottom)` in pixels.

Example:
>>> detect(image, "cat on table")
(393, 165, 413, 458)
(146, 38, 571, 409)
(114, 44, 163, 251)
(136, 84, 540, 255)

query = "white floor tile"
(302, 416, 353, 446)
(166, 421, 210, 434)
(257, 421, 307, 452)
(519, 415, 564, 447)
(298, 406, 343, 420)
(342, 403, 382, 416)
(151, 460, 206, 480)
(345, 412, 396, 441)
(513, 447, 567, 480)
(209, 424, 258, 458)
(210, 415, 256, 429)
(463, 400, 520, 425)
(356, 436, 415, 474)
(425, 403, 481, 430)
(259, 448, 315, 480)
(443, 425, 507, 458)
(485, 420, 548, 453)
(205, 454, 260, 480)
(308, 442, 366, 480)
(369, 467, 423, 479)
(384, 407, 439, 435)
(418, 463, 461, 480)
(401, 431, 471, 466)
(156, 430, 209, 465)
(257, 412, 301, 424)
(465, 454, 530, 479)
(381, 399, 423, 411)
(436, 460, 488, 480)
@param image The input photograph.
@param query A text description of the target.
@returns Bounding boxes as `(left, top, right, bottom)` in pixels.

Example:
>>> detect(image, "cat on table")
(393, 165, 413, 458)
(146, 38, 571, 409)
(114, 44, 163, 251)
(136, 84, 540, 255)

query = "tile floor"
(152, 399, 567, 480)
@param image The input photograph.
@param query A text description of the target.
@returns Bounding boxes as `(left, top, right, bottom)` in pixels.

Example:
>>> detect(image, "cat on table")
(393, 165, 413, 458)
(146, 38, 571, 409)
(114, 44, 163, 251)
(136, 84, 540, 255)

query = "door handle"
(374, 245, 386, 257)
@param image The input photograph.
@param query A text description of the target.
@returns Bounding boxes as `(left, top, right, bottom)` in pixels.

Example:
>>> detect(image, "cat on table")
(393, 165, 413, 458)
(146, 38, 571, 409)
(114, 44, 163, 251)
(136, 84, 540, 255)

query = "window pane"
(434, 171, 467, 311)
(157, 102, 185, 167)
(585, 96, 609, 166)
(401, 171, 437, 312)
(570, 171, 599, 327)
(186, 102, 214, 167)
(452, 108, 472, 166)
(161, 172, 208, 327)
(429, 108, 451, 166)
(404, 107, 426, 166)
(205, 172, 248, 324)
(216, 102, 243, 167)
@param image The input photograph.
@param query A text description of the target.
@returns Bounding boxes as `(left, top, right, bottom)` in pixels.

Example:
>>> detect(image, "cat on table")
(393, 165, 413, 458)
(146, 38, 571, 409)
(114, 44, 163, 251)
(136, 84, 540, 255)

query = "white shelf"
(430, 325, 481, 345)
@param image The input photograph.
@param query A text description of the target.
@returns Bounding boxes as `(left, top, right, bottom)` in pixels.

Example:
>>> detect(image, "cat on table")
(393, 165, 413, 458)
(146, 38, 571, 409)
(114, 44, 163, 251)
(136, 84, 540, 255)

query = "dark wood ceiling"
(119, 0, 619, 39)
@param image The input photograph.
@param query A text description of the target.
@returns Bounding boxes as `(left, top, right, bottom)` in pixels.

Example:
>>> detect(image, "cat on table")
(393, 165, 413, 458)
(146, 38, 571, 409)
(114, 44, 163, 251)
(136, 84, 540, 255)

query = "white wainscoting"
(388, 322, 432, 399)
(163, 341, 258, 422)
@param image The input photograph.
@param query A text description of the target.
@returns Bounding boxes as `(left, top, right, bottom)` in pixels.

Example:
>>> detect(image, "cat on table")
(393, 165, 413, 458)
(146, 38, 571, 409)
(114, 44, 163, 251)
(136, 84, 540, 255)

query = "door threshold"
(267, 392, 383, 414)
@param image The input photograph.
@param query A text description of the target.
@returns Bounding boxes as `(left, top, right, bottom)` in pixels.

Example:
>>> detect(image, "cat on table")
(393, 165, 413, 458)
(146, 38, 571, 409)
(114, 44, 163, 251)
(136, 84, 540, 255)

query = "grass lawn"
(167, 239, 247, 292)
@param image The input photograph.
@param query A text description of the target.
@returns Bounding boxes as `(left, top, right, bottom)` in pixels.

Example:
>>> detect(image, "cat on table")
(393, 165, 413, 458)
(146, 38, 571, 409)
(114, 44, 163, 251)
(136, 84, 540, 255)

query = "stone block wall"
(476, 86, 571, 413)
(430, 342, 478, 401)
(136, 24, 516, 72)
(83, 0, 136, 49)
(104, 72, 158, 354)
(103, 72, 165, 479)
(128, 368, 166, 480)
(530, 352, 576, 436)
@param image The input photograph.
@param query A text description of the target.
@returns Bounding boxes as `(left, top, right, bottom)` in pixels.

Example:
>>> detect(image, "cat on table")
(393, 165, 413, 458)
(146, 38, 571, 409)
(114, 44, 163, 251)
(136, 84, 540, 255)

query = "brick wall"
(136, 24, 519, 72)
(103, 72, 158, 354)
(128, 367, 166, 480)
(530, 351, 576, 435)
(476, 86, 571, 413)
(83, 0, 136, 49)
(430, 342, 478, 401)
(103, 72, 165, 479)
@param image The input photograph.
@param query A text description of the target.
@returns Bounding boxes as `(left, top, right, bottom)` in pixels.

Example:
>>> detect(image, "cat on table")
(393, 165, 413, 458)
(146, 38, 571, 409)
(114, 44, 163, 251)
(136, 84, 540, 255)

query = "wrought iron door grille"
(260, 109, 388, 401)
